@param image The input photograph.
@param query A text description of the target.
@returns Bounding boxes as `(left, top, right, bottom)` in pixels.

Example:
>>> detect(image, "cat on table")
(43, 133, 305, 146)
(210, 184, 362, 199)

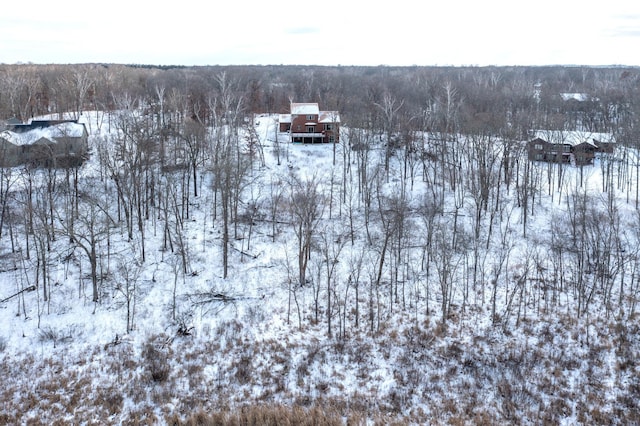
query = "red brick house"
(279, 102, 340, 143)
(527, 130, 615, 166)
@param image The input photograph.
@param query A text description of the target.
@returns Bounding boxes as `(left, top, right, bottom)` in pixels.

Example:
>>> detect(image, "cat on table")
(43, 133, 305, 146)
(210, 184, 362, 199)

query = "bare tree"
(59, 190, 115, 304)
(0, 66, 42, 120)
(180, 119, 207, 198)
(374, 93, 404, 177)
(100, 100, 160, 262)
(113, 252, 142, 333)
(317, 222, 348, 337)
(288, 173, 325, 287)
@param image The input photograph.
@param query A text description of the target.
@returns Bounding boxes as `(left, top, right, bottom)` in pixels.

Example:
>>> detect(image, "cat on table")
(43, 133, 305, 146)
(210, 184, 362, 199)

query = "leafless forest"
(1, 63, 640, 424)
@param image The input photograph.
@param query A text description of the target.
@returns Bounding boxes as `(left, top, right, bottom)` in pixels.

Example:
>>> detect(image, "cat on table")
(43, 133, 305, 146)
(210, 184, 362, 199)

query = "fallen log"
(230, 245, 258, 259)
(0, 285, 36, 303)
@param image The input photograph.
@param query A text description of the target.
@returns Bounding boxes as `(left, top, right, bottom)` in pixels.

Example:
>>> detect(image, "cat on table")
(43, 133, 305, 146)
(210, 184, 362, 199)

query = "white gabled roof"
(1, 122, 86, 146)
(286, 103, 339, 123)
(319, 111, 340, 123)
(279, 114, 291, 123)
(2, 129, 56, 146)
(533, 130, 615, 147)
(291, 103, 319, 115)
(49, 121, 87, 138)
(560, 93, 589, 102)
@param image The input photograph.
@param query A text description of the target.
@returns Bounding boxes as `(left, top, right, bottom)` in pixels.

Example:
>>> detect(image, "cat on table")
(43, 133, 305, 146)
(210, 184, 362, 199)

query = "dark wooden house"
(0, 119, 89, 167)
(527, 130, 615, 166)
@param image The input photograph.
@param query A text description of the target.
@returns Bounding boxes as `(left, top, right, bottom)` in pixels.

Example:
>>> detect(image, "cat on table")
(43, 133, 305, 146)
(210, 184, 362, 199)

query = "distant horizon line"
(2, 62, 639, 69)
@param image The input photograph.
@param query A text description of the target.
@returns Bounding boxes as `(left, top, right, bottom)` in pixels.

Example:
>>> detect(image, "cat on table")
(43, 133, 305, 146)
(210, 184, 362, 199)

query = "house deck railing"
(291, 132, 326, 138)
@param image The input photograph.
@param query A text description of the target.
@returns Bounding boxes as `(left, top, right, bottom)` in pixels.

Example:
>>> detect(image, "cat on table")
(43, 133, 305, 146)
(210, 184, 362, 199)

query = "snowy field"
(1, 110, 639, 425)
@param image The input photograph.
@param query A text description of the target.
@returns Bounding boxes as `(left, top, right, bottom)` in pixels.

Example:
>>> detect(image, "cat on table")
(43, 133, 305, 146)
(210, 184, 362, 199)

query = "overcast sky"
(2, 1, 639, 66)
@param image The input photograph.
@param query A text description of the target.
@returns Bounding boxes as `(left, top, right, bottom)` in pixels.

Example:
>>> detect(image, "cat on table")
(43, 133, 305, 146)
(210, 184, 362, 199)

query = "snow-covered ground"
(0, 111, 639, 425)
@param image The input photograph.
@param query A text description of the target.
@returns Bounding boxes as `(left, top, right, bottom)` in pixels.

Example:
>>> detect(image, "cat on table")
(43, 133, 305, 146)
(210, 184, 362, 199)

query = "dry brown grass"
(2, 311, 639, 425)
(175, 404, 345, 426)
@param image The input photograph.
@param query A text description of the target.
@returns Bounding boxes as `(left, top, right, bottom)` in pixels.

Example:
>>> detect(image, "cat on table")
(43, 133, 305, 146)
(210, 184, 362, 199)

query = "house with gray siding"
(0, 119, 88, 167)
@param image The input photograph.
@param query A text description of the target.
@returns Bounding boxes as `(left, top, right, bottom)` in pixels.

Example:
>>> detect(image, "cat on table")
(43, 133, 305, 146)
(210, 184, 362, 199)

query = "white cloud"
(0, 0, 638, 66)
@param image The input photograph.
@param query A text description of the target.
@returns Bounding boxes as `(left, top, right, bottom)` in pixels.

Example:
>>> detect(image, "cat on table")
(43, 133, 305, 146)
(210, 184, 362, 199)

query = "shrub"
(175, 404, 344, 425)
(233, 354, 253, 385)
(142, 341, 171, 383)
(37, 325, 79, 347)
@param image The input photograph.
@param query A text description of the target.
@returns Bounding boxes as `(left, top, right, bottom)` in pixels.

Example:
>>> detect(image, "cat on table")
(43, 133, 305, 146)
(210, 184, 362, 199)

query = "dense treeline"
(2, 63, 639, 137)
(2, 62, 640, 318)
(2, 62, 640, 320)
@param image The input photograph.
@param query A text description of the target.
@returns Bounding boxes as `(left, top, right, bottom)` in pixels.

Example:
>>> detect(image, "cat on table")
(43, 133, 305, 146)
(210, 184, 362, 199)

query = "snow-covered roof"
(2, 129, 55, 146)
(319, 111, 340, 123)
(291, 103, 319, 115)
(284, 103, 339, 124)
(533, 130, 615, 147)
(560, 93, 589, 102)
(6, 117, 22, 126)
(280, 110, 339, 124)
(279, 114, 291, 123)
(1, 122, 86, 146)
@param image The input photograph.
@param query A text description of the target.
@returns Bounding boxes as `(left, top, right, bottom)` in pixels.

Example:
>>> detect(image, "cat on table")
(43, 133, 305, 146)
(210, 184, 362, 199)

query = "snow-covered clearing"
(0, 111, 639, 425)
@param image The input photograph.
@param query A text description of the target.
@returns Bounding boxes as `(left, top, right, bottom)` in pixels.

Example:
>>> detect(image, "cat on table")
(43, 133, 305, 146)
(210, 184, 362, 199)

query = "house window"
(329, 135, 335, 143)
(535, 153, 543, 160)
(307, 115, 315, 120)
(534, 143, 543, 150)
(324, 123, 333, 131)
(306, 126, 315, 133)
(563, 145, 571, 152)
(296, 125, 301, 131)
